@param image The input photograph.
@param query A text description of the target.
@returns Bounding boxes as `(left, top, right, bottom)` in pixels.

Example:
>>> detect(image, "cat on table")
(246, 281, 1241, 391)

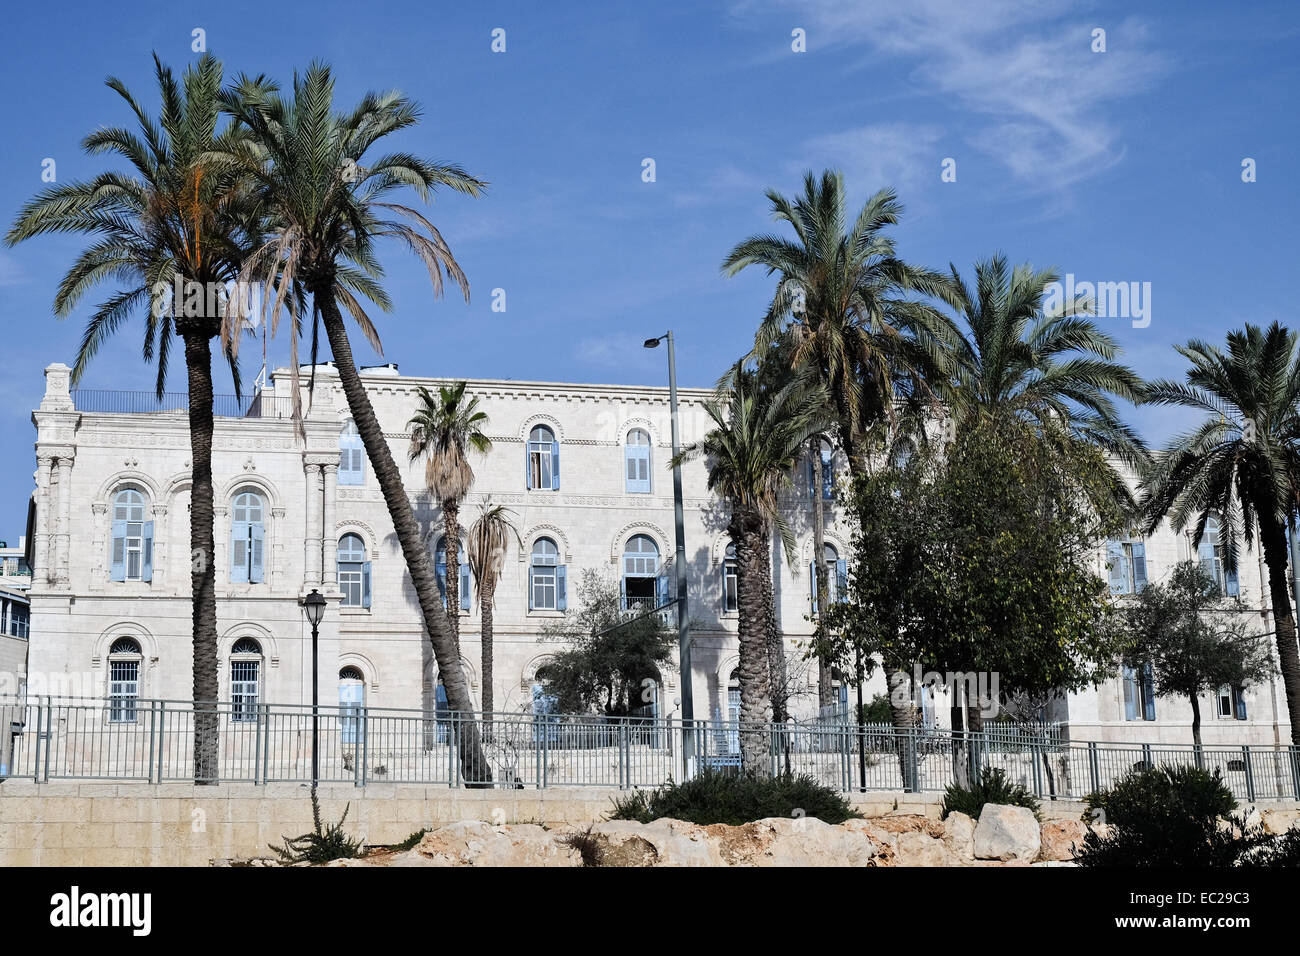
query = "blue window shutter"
(460, 562, 471, 611)
(556, 565, 567, 611)
(1130, 541, 1147, 591)
(1142, 663, 1156, 720)
(1122, 666, 1137, 721)
(656, 571, 669, 609)
(551, 442, 560, 490)
(1225, 563, 1240, 596)
(362, 561, 372, 609)
(836, 559, 848, 601)
(1197, 534, 1217, 586)
(1235, 686, 1247, 720)
(249, 523, 265, 584)
(619, 575, 627, 611)
(528, 563, 536, 611)
(1106, 540, 1128, 595)
(229, 520, 249, 583)
(141, 521, 154, 582)
(110, 520, 127, 581)
(524, 445, 532, 490)
(810, 561, 818, 616)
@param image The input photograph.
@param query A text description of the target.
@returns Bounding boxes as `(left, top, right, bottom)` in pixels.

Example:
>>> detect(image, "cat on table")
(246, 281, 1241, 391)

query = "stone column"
(151, 503, 169, 588)
(55, 456, 73, 588)
(304, 462, 322, 586)
(322, 463, 338, 588)
(34, 456, 53, 586)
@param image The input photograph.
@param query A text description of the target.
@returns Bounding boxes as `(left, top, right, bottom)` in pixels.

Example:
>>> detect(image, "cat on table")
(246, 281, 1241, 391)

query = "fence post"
(906, 729, 919, 793)
(145, 700, 157, 784)
(1088, 741, 1100, 795)
(155, 701, 166, 783)
(42, 697, 52, 783)
(32, 697, 43, 783)
(1243, 746, 1255, 803)
(358, 706, 368, 788)
(452, 714, 462, 789)
(541, 716, 549, 789)
(839, 724, 849, 792)
(260, 703, 270, 785)
(253, 704, 264, 785)
(971, 732, 983, 781)
(1030, 740, 1043, 798)
(1291, 746, 1300, 800)
(618, 719, 628, 789)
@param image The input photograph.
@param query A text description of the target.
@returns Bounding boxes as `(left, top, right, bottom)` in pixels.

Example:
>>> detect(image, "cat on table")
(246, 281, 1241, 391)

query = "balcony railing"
(69, 389, 296, 419)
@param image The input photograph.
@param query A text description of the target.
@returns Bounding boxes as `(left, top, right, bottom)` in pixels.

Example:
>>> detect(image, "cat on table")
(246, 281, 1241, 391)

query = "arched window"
(526, 425, 559, 490)
(338, 534, 370, 608)
(339, 420, 365, 485)
(725, 670, 740, 754)
(230, 638, 262, 721)
(339, 666, 365, 743)
(108, 637, 142, 723)
(1196, 516, 1239, 596)
(230, 490, 266, 584)
(110, 488, 153, 582)
(622, 534, 662, 611)
(625, 428, 652, 494)
(811, 543, 847, 615)
(529, 537, 566, 611)
(435, 536, 471, 612)
(722, 543, 738, 613)
(807, 439, 834, 501)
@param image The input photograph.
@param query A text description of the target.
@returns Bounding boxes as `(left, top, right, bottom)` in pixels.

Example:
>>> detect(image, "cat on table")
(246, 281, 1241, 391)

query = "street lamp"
(645, 332, 694, 772)
(300, 588, 327, 787)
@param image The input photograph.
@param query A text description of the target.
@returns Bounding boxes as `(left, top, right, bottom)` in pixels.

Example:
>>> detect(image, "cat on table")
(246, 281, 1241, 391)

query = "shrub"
(1241, 828, 1300, 868)
(940, 767, 1041, 821)
(608, 769, 860, 826)
(558, 824, 605, 866)
(1077, 764, 1239, 867)
(270, 789, 363, 864)
(391, 828, 428, 852)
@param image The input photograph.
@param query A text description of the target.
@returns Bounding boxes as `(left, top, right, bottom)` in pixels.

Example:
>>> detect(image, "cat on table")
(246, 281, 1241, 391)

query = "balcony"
(69, 389, 296, 419)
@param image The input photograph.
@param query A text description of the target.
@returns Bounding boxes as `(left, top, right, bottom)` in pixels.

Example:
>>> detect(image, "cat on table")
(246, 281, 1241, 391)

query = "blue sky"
(0, 0, 1297, 535)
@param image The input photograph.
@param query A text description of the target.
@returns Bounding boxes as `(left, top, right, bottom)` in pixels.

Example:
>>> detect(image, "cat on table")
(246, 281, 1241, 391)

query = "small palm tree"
(1141, 322, 1300, 745)
(723, 171, 960, 475)
(675, 362, 832, 776)
(217, 62, 492, 783)
(6, 53, 267, 784)
(408, 382, 491, 653)
(466, 503, 521, 727)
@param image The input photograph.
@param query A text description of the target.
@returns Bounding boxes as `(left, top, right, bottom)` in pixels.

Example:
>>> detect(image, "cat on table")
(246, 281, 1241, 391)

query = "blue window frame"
(1122, 663, 1157, 721)
(230, 638, 262, 722)
(339, 420, 364, 485)
(1217, 684, 1248, 721)
(109, 488, 153, 582)
(722, 543, 738, 613)
(435, 536, 471, 611)
(526, 425, 560, 490)
(1106, 537, 1148, 595)
(810, 544, 847, 615)
(338, 533, 371, 608)
(1197, 517, 1239, 596)
(339, 666, 364, 744)
(229, 490, 266, 584)
(621, 534, 659, 610)
(625, 429, 652, 494)
(529, 537, 566, 610)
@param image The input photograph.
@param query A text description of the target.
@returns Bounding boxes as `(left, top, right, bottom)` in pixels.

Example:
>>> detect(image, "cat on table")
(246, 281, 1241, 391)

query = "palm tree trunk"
(443, 501, 461, 653)
(183, 331, 220, 785)
(811, 439, 833, 709)
(1189, 693, 1203, 755)
(1259, 516, 1300, 746)
(732, 512, 773, 779)
(762, 530, 788, 724)
(317, 296, 491, 786)
(481, 574, 496, 731)
(886, 664, 918, 790)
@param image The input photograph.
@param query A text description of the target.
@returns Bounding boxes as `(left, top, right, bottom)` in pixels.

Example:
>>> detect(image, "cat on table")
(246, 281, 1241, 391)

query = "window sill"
(527, 609, 566, 618)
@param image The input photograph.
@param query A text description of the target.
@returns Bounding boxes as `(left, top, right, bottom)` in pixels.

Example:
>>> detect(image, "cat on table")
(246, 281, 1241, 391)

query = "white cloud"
(795, 123, 945, 192)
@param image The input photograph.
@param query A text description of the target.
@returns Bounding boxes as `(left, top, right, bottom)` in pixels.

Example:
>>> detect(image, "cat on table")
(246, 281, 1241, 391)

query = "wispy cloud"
(794, 123, 945, 193)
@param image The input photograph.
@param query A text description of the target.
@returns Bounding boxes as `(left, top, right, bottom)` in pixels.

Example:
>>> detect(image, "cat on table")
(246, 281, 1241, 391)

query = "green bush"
(1241, 828, 1300, 867)
(270, 789, 363, 864)
(940, 767, 1041, 821)
(609, 769, 861, 826)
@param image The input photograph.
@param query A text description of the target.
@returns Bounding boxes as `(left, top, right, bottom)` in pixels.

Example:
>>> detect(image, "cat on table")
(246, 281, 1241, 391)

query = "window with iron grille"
(108, 637, 141, 723)
(231, 638, 261, 722)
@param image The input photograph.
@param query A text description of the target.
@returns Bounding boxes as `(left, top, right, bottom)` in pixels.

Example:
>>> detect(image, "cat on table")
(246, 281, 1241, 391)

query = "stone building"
(20, 361, 1295, 747)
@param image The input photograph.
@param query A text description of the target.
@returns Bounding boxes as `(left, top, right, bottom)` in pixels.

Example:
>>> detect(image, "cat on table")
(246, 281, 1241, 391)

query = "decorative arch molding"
(218, 621, 280, 665)
(338, 650, 380, 691)
(520, 523, 571, 563)
(160, 472, 193, 503)
(619, 416, 662, 447)
(518, 413, 564, 444)
(710, 531, 736, 563)
(336, 520, 380, 557)
(91, 621, 161, 665)
(609, 522, 670, 564)
(218, 473, 283, 511)
(520, 652, 558, 689)
(93, 470, 162, 507)
(434, 656, 479, 692)
(801, 530, 849, 565)
(717, 653, 740, 684)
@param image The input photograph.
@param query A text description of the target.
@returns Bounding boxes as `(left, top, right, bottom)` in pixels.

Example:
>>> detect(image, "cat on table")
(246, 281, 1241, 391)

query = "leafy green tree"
(1141, 322, 1300, 745)
(1119, 561, 1274, 749)
(537, 572, 675, 717)
(408, 382, 492, 652)
(6, 54, 268, 783)
(218, 63, 491, 782)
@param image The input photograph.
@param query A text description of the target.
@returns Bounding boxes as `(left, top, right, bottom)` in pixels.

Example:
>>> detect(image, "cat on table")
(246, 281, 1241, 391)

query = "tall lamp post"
(300, 588, 327, 788)
(644, 332, 694, 772)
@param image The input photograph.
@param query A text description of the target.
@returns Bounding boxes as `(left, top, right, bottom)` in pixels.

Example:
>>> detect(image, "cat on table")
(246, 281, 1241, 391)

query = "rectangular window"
(532, 565, 557, 610)
(340, 563, 364, 607)
(231, 662, 259, 722)
(528, 443, 553, 490)
(1122, 664, 1157, 721)
(1217, 685, 1247, 720)
(1106, 539, 1147, 595)
(124, 521, 144, 580)
(723, 561, 738, 612)
(108, 660, 138, 723)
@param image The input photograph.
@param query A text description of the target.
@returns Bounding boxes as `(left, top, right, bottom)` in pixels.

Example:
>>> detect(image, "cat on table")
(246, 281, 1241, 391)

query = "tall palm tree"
(7, 53, 266, 784)
(466, 503, 521, 726)
(1140, 323, 1300, 746)
(722, 171, 960, 476)
(675, 363, 831, 776)
(407, 382, 491, 653)
(217, 63, 493, 783)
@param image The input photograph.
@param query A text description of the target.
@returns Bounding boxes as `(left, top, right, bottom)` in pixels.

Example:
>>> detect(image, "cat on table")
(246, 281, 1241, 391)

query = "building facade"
(21, 361, 1295, 747)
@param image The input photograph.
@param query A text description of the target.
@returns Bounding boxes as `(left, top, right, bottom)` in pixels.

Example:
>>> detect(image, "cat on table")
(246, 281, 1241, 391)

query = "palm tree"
(675, 363, 831, 776)
(466, 503, 521, 728)
(217, 63, 493, 783)
(407, 382, 491, 653)
(722, 171, 960, 476)
(6, 54, 266, 784)
(1140, 322, 1300, 746)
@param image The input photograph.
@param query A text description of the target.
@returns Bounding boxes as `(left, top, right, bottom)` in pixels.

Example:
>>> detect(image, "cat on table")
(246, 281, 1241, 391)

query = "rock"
(415, 821, 579, 867)
(710, 817, 880, 867)
(941, 812, 975, 860)
(1260, 809, 1300, 835)
(893, 830, 961, 866)
(973, 804, 1041, 861)
(1243, 805, 1263, 830)
(1038, 820, 1087, 862)
(587, 819, 723, 867)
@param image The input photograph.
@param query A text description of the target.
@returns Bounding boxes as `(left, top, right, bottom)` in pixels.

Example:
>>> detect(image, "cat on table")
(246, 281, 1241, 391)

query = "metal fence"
(70, 389, 295, 419)
(2, 696, 1298, 802)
